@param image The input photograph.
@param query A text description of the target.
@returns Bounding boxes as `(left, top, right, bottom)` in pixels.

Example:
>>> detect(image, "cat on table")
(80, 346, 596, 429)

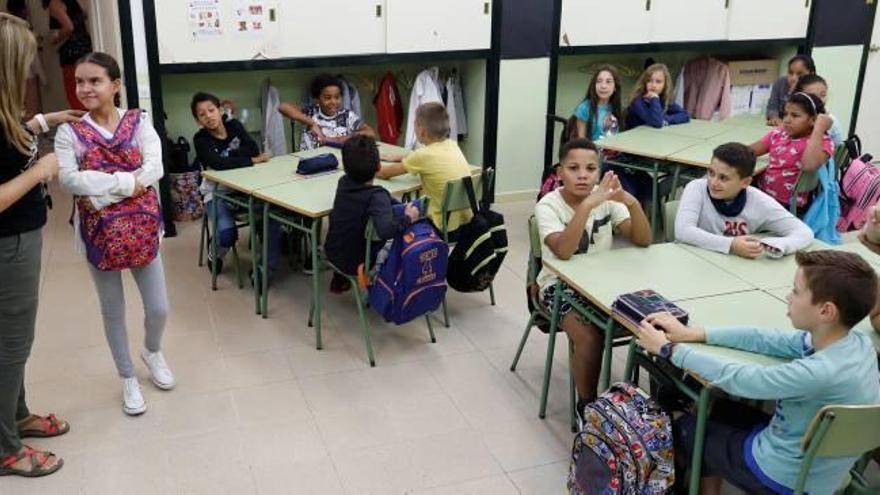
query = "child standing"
(536, 139, 651, 417)
(675, 142, 814, 258)
(766, 54, 816, 127)
(376, 102, 473, 234)
(574, 64, 623, 141)
(635, 250, 880, 494)
(751, 92, 834, 211)
(279, 74, 376, 151)
(324, 135, 419, 293)
(191, 92, 281, 280)
(56, 52, 174, 416)
(793, 74, 845, 145)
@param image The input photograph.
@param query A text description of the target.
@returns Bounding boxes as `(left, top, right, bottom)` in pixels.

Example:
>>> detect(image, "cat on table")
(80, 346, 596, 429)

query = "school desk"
(832, 239, 880, 268)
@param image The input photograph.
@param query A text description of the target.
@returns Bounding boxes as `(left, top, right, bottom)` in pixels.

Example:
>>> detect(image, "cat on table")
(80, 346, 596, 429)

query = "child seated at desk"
(766, 54, 816, 127)
(535, 138, 651, 415)
(675, 142, 814, 258)
(617, 63, 689, 203)
(191, 92, 280, 280)
(635, 250, 880, 495)
(376, 102, 473, 235)
(751, 92, 834, 212)
(793, 74, 845, 146)
(279, 74, 376, 151)
(324, 135, 419, 293)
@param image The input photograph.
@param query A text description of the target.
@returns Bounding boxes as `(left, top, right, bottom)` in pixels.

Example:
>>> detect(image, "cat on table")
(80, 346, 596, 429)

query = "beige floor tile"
(285, 341, 367, 379)
(407, 474, 519, 495)
(153, 390, 237, 439)
(78, 440, 174, 494)
(477, 417, 570, 471)
(231, 380, 312, 425)
(507, 460, 569, 494)
(298, 370, 386, 416)
(164, 430, 257, 494)
(251, 458, 346, 495)
(237, 418, 328, 467)
(219, 350, 295, 389)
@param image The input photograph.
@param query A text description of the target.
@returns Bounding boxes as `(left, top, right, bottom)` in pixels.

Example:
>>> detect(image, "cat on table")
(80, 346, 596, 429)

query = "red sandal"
(17, 413, 70, 438)
(0, 446, 63, 477)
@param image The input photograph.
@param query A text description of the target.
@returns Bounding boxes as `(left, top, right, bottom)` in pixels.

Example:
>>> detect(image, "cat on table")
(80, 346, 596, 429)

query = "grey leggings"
(0, 229, 41, 457)
(88, 254, 169, 378)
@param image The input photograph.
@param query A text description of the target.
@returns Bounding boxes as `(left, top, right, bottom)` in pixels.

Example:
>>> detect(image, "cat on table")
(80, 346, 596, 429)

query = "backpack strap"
(479, 167, 493, 212)
(461, 175, 480, 217)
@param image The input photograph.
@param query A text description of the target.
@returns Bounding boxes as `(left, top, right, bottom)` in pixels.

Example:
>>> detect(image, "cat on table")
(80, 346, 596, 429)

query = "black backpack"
(446, 170, 508, 292)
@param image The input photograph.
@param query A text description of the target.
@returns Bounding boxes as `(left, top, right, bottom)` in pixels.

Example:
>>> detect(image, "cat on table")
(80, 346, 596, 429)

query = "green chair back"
(440, 169, 494, 235)
(789, 170, 821, 215)
(833, 143, 850, 180)
(795, 404, 880, 494)
(664, 200, 680, 243)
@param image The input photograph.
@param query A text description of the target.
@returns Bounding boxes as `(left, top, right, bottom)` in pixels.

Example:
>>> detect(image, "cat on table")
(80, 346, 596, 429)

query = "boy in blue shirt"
(635, 250, 880, 495)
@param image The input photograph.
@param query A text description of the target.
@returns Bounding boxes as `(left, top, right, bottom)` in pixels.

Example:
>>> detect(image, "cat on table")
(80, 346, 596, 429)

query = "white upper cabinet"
(559, 0, 651, 47)
(385, 0, 492, 53)
(274, 1, 386, 58)
(650, 0, 728, 42)
(727, 0, 810, 40)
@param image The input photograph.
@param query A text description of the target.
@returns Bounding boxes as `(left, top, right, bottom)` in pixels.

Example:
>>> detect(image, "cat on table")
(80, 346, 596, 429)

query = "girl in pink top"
(751, 92, 834, 211)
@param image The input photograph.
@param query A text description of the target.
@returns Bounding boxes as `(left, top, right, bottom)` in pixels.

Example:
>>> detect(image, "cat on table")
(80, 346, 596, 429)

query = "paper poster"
(188, 0, 222, 38)
(232, 0, 267, 34)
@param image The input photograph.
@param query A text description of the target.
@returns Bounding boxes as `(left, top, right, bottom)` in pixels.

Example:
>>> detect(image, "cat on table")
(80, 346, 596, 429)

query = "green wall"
(811, 45, 863, 134)
(160, 60, 486, 165)
(495, 58, 550, 196)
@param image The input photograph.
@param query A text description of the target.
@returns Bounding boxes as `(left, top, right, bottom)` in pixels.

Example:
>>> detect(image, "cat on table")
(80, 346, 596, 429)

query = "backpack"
(368, 220, 449, 325)
(168, 170, 204, 222)
(447, 171, 508, 292)
(70, 110, 162, 271)
(837, 154, 880, 232)
(569, 382, 675, 495)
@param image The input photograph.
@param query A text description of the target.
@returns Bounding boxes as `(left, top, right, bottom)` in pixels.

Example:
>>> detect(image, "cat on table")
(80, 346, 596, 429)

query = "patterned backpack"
(69, 110, 162, 271)
(569, 382, 675, 495)
(837, 155, 880, 232)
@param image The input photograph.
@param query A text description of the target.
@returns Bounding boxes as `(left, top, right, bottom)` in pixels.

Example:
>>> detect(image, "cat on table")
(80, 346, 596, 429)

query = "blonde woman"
(0, 13, 81, 477)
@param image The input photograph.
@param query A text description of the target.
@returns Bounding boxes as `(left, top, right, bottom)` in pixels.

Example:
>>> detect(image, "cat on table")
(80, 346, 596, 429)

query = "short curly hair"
(310, 74, 343, 99)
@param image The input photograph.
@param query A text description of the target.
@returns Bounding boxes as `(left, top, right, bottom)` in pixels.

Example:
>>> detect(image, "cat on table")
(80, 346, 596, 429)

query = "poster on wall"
(188, 0, 222, 39)
(232, 0, 267, 35)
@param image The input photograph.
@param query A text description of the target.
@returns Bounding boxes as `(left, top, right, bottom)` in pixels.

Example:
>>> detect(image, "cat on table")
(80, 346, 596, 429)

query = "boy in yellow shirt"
(377, 102, 472, 233)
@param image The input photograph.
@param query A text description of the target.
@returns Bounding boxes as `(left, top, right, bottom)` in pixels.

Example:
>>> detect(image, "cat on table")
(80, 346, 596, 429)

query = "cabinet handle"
(484, 2, 490, 15)
(805, 0, 810, 6)
(645, 0, 651, 11)
(724, 0, 730, 8)
(376, 4, 382, 17)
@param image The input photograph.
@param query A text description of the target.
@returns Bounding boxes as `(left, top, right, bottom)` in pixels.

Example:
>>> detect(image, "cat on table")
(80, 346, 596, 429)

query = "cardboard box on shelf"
(728, 60, 779, 86)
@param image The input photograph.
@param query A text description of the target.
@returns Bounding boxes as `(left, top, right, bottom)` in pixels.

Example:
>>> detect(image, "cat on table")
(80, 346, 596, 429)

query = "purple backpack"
(368, 219, 448, 325)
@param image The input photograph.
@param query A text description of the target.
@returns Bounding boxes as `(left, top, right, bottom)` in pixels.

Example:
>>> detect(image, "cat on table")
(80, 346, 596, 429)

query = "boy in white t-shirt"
(535, 138, 652, 415)
(279, 74, 376, 151)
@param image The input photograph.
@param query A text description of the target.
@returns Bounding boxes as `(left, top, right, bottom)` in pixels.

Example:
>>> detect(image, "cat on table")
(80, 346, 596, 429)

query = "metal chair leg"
(353, 287, 376, 367)
(539, 281, 562, 419)
(510, 313, 536, 371)
(440, 297, 450, 328)
(489, 282, 496, 306)
(231, 243, 243, 289)
(198, 214, 207, 267)
(569, 339, 577, 433)
(425, 314, 436, 343)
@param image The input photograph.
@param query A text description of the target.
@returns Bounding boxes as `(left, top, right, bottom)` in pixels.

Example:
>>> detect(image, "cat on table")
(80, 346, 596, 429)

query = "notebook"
(612, 289, 689, 328)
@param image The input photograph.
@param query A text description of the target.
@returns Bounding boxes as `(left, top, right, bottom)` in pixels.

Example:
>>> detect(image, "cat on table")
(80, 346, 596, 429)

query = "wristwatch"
(659, 342, 677, 360)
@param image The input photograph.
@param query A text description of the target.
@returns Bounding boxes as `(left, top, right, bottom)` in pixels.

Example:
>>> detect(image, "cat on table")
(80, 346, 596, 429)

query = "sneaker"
(122, 377, 147, 416)
(140, 350, 176, 390)
(329, 273, 352, 294)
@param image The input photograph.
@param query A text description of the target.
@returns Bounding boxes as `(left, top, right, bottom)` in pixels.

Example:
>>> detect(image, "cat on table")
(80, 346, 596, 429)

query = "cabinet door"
(560, 0, 651, 47)
(272, 1, 386, 58)
(727, 0, 809, 40)
(650, 0, 728, 42)
(155, 0, 281, 64)
(385, 0, 492, 53)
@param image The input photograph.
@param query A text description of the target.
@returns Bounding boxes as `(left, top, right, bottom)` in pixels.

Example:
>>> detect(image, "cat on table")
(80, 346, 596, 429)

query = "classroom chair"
(789, 146, 846, 216)
(319, 215, 436, 367)
(794, 404, 880, 494)
(200, 202, 248, 290)
(437, 169, 497, 328)
(664, 200, 680, 243)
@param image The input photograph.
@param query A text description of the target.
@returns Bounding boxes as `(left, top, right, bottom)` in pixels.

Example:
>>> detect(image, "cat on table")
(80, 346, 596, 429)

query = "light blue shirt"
(574, 101, 618, 141)
(828, 113, 845, 147)
(672, 327, 880, 494)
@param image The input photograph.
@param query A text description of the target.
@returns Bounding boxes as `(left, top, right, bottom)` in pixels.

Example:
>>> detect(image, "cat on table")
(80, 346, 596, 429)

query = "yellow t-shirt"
(403, 139, 474, 231)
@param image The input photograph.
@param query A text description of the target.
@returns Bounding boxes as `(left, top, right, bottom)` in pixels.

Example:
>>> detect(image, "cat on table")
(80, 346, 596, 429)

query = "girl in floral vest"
(56, 52, 174, 416)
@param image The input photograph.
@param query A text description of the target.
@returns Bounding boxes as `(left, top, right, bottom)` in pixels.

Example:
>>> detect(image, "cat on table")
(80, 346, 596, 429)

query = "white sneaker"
(140, 350, 176, 390)
(122, 377, 147, 416)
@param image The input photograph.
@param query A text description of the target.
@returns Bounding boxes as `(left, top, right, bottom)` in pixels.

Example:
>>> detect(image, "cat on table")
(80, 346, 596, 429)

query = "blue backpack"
(368, 220, 448, 325)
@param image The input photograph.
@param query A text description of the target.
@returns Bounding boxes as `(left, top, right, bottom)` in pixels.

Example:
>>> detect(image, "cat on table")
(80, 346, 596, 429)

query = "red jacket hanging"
(374, 72, 404, 145)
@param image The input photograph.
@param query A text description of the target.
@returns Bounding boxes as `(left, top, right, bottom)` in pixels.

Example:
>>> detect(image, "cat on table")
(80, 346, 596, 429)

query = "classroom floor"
(5, 186, 875, 494)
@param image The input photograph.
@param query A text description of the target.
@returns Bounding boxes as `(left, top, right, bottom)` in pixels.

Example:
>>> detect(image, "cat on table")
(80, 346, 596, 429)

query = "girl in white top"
(56, 52, 174, 416)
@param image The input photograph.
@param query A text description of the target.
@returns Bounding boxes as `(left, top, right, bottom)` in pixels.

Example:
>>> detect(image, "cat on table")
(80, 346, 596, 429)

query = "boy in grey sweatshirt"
(675, 142, 813, 258)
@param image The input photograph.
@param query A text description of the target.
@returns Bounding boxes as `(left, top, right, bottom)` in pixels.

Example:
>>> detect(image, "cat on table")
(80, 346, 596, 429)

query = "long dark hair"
(582, 64, 622, 139)
(76, 51, 122, 107)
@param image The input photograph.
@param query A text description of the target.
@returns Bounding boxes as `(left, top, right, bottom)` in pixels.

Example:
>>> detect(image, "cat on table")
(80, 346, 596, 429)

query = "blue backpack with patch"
(368, 219, 448, 325)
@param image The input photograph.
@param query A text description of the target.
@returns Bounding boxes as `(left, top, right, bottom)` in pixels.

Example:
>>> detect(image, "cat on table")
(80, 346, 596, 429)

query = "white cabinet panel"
(273, 1, 385, 58)
(386, 0, 492, 53)
(727, 0, 809, 40)
(560, 0, 651, 47)
(155, 0, 281, 64)
(650, 0, 728, 42)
